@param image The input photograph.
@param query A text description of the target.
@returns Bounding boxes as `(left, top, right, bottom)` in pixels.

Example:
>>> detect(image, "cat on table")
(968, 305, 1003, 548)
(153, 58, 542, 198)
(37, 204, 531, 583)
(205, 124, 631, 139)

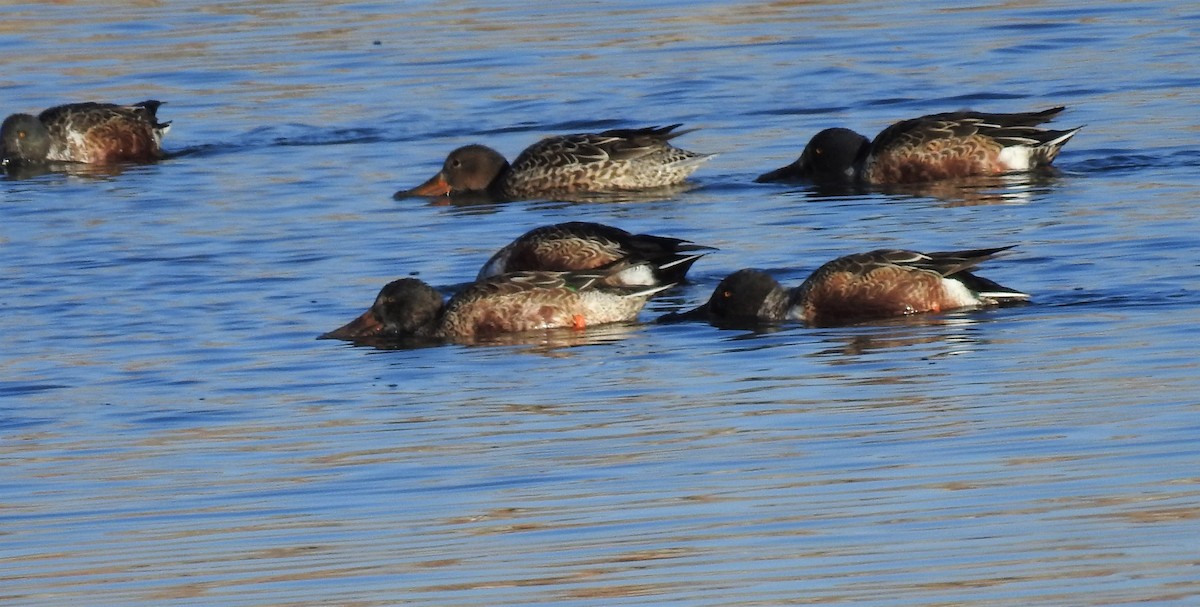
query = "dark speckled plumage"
(756, 107, 1080, 185)
(2, 100, 169, 165)
(477, 222, 715, 286)
(322, 263, 672, 343)
(681, 247, 1029, 327)
(397, 125, 713, 200)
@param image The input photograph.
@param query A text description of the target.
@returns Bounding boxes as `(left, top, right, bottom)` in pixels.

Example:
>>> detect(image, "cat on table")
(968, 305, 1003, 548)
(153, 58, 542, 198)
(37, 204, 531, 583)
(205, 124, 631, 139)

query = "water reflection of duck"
(673, 246, 1029, 328)
(1, 100, 170, 166)
(322, 263, 672, 344)
(757, 107, 1080, 185)
(396, 124, 713, 201)
(477, 222, 714, 287)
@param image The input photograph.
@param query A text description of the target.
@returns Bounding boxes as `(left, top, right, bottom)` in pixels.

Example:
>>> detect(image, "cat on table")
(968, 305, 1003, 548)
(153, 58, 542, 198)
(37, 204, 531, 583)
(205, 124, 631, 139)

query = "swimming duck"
(680, 246, 1028, 327)
(2, 100, 169, 165)
(756, 107, 1079, 185)
(323, 263, 672, 342)
(396, 124, 713, 200)
(477, 221, 714, 286)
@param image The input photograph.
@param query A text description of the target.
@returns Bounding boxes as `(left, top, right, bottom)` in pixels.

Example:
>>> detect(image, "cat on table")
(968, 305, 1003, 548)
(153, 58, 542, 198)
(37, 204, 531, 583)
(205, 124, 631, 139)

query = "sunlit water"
(3, 1, 1199, 605)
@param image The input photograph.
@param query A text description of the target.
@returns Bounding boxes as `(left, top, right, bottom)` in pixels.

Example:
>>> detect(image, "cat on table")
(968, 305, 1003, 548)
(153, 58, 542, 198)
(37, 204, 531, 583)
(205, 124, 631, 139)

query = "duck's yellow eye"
(17, 131, 26, 139)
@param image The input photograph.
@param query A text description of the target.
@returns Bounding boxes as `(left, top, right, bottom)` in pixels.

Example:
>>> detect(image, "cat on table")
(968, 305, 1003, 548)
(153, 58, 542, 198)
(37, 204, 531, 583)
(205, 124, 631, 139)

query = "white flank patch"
(67, 131, 88, 151)
(996, 145, 1032, 171)
(614, 264, 657, 286)
(48, 131, 90, 162)
(941, 278, 982, 308)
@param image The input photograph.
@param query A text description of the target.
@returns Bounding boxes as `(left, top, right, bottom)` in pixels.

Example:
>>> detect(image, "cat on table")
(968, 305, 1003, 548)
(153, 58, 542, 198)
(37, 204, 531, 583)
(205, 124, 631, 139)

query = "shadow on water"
(393, 182, 706, 210)
(321, 320, 646, 355)
(3, 159, 154, 181)
(751, 169, 1072, 207)
(658, 290, 1032, 356)
(803, 313, 1022, 360)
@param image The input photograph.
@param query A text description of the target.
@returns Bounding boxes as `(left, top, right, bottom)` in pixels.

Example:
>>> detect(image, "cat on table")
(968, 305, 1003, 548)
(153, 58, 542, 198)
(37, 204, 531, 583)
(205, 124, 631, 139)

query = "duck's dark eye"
(814, 147, 823, 156)
(450, 159, 462, 168)
(722, 290, 733, 299)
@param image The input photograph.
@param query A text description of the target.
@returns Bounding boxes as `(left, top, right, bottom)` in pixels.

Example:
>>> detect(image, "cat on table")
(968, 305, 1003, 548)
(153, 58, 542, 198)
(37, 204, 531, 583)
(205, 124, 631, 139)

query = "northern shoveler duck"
(1, 100, 169, 166)
(756, 107, 1080, 185)
(322, 263, 672, 342)
(395, 124, 714, 200)
(477, 222, 715, 287)
(678, 246, 1028, 327)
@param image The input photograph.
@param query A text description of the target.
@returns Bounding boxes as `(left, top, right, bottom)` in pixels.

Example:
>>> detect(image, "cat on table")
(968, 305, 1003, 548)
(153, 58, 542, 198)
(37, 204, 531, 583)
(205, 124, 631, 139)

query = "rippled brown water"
(3, 1, 1200, 605)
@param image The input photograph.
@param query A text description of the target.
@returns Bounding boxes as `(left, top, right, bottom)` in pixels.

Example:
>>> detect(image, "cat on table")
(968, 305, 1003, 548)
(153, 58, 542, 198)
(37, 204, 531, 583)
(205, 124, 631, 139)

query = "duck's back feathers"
(792, 246, 1028, 325)
(866, 107, 1079, 183)
(477, 221, 713, 286)
(502, 125, 713, 197)
(35, 100, 168, 163)
(756, 106, 1078, 187)
(440, 266, 669, 338)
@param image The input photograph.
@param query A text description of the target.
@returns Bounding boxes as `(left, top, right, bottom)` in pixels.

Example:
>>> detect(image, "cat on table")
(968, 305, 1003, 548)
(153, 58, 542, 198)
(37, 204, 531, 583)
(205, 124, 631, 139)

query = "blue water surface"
(2, 1, 1199, 605)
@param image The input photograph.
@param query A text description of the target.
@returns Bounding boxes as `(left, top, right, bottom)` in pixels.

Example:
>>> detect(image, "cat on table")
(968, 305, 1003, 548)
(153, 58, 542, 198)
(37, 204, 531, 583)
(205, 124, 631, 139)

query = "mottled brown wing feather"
(868, 118, 1005, 183)
(446, 289, 582, 337)
(40, 102, 165, 163)
(867, 108, 1072, 183)
(501, 125, 708, 196)
(793, 247, 1016, 325)
(810, 265, 945, 323)
(85, 118, 159, 163)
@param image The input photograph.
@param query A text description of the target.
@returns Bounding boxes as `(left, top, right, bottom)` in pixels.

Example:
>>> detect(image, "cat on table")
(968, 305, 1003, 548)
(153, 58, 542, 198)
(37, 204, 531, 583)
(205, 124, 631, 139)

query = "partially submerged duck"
(478, 222, 714, 286)
(396, 124, 713, 200)
(757, 107, 1079, 185)
(323, 263, 673, 343)
(678, 246, 1029, 327)
(2, 100, 169, 166)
